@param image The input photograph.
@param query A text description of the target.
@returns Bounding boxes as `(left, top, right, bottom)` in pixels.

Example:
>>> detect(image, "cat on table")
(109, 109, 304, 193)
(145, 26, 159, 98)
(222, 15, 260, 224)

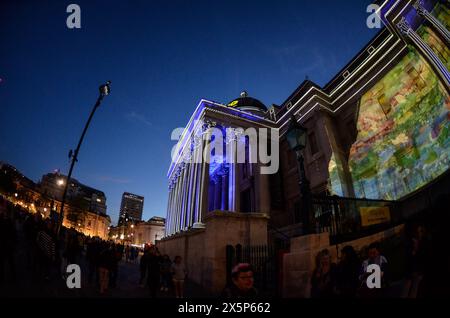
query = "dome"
(227, 91, 267, 114)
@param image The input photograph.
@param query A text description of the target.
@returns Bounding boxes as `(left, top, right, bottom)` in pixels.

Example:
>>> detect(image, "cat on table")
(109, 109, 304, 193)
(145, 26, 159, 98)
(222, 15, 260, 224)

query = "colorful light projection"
(417, 25, 450, 70)
(329, 48, 449, 200)
(431, 1, 450, 30)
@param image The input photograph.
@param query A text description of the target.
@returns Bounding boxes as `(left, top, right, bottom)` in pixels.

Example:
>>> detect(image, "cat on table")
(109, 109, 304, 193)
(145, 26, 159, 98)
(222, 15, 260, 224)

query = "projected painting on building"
(432, 1, 450, 30)
(329, 47, 449, 200)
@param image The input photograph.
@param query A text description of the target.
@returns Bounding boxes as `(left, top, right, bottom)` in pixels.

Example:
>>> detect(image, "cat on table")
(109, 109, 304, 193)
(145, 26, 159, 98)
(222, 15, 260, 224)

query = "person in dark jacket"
(98, 243, 114, 295)
(139, 245, 150, 286)
(0, 210, 17, 283)
(35, 220, 56, 281)
(160, 254, 172, 292)
(336, 245, 360, 297)
(147, 246, 162, 297)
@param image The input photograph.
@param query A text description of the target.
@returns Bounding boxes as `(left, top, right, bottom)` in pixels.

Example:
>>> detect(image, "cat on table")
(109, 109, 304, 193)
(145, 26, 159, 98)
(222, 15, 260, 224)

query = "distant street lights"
(57, 81, 111, 236)
(286, 116, 314, 234)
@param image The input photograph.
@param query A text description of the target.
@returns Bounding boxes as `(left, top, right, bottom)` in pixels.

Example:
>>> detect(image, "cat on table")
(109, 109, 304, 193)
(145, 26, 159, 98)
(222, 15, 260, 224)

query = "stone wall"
(157, 211, 269, 294)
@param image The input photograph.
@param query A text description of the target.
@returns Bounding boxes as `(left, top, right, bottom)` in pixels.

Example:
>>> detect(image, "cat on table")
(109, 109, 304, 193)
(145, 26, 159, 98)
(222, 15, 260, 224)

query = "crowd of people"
(2, 192, 449, 299)
(0, 195, 126, 295)
(139, 245, 187, 298)
(310, 216, 449, 298)
(0, 194, 191, 297)
(310, 242, 389, 298)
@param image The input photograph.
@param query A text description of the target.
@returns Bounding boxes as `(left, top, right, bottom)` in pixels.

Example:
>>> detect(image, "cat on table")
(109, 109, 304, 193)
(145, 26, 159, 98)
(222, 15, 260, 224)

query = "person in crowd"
(139, 245, 150, 287)
(402, 224, 429, 298)
(98, 242, 114, 295)
(86, 238, 100, 285)
(0, 207, 17, 284)
(336, 245, 360, 297)
(109, 243, 120, 288)
(421, 194, 450, 297)
(222, 263, 258, 298)
(125, 245, 130, 263)
(23, 213, 39, 269)
(147, 246, 162, 297)
(310, 249, 338, 298)
(35, 219, 56, 281)
(171, 255, 187, 298)
(359, 242, 388, 298)
(160, 254, 172, 292)
(66, 231, 82, 265)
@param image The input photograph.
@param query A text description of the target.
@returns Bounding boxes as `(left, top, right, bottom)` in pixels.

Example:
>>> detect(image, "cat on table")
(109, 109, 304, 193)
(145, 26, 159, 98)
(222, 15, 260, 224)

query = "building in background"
(110, 216, 165, 246)
(118, 192, 144, 225)
(0, 164, 111, 240)
(40, 172, 107, 215)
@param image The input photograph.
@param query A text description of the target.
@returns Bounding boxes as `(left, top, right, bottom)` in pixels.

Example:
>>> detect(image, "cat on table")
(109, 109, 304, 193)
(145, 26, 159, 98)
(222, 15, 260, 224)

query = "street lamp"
(286, 116, 314, 234)
(57, 81, 111, 236)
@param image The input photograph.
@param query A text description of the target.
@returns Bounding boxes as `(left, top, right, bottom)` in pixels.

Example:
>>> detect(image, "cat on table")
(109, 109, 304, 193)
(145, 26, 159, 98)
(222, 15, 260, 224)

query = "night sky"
(0, 0, 378, 225)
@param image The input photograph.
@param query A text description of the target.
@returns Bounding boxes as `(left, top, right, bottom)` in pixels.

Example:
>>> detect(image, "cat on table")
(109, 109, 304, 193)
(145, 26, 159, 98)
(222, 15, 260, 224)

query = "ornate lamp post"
(286, 116, 314, 234)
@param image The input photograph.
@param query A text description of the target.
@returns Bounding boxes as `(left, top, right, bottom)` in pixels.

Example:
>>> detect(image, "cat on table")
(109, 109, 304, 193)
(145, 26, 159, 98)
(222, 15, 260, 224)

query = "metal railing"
(312, 195, 396, 244)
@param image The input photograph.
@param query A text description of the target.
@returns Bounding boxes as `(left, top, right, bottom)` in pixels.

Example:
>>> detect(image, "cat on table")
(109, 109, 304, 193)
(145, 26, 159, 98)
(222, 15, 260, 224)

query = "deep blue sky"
(0, 0, 378, 225)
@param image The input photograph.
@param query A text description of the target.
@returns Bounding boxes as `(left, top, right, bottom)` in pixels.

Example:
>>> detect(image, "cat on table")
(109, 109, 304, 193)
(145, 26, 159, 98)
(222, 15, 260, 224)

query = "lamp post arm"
(296, 150, 314, 234)
(57, 94, 104, 236)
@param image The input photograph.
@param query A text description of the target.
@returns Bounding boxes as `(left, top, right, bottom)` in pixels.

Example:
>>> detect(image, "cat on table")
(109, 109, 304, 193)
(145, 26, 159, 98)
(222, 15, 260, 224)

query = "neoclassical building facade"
(164, 0, 449, 237)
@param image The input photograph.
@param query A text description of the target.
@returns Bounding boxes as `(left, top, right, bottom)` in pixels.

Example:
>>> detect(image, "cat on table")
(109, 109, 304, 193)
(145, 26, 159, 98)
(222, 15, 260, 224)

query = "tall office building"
(119, 192, 144, 225)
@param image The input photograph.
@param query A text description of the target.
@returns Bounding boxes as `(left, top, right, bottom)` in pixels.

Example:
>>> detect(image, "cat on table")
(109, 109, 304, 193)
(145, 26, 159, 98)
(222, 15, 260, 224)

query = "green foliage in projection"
(432, 1, 450, 30)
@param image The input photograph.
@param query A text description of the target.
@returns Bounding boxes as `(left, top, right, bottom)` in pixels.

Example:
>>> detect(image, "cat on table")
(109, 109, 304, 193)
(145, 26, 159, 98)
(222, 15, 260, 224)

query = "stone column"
(179, 164, 185, 231)
(225, 128, 242, 212)
(214, 176, 221, 211)
(165, 187, 173, 236)
(221, 172, 229, 211)
(181, 162, 190, 230)
(169, 181, 175, 235)
(170, 179, 176, 235)
(191, 136, 202, 225)
(194, 127, 211, 227)
(174, 168, 182, 233)
(322, 113, 355, 197)
(234, 138, 241, 212)
(226, 137, 237, 211)
(189, 143, 199, 227)
(169, 185, 176, 235)
(186, 159, 195, 228)
(190, 120, 218, 226)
